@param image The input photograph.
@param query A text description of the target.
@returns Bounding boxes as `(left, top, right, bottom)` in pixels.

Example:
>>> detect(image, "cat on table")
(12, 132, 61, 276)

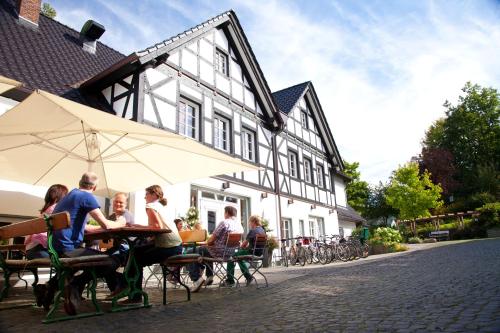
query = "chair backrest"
(219, 233, 241, 260)
(179, 229, 207, 243)
(251, 234, 267, 257)
(0, 212, 70, 240)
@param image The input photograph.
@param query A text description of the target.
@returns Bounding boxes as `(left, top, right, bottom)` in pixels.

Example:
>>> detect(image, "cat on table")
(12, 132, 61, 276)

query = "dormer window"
(215, 48, 229, 76)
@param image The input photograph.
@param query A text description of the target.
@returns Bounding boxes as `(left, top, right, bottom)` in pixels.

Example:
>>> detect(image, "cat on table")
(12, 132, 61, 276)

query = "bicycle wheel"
(289, 247, 297, 266)
(281, 246, 289, 267)
(298, 246, 306, 266)
(326, 246, 335, 263)
(318, 245, 328, 265)
(305, 247, 313, 265)
(338, 244, 349, 262)
(362, 243, 370, 258)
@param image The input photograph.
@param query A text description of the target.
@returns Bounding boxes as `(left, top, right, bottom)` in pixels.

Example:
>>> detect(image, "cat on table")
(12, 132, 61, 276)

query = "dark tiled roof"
(0, 0, 125, 99)
(272, 81, 309, 114)
(337, 205, 366, 224)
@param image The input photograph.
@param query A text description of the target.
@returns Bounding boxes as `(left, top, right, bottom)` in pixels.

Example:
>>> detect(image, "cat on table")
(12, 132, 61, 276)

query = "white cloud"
(231, 0, 500, 185)
(51, 0, 500, 185)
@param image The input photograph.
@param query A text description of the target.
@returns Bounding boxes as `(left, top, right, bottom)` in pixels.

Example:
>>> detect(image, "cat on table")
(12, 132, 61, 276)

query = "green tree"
(421, 82, 499, 204)
(41, 2, 56, 18)
(343, 160, 369, 216)
(386, 163, 443, 220)
(365, 182, 398, 224)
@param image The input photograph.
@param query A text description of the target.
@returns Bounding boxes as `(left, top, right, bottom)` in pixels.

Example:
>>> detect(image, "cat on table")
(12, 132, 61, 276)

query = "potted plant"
(264, 236, 279, 267)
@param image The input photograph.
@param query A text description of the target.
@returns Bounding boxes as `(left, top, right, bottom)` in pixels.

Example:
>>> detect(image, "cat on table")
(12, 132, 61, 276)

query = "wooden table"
(84, 226, 171, 311)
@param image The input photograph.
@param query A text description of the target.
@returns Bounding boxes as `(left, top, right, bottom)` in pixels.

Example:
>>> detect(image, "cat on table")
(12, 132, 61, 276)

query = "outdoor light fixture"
(329, 209, 334, 215)
(287, 198, 294, 204)
(311, 204, 316, 210)
(261, 192, 268, 199)
(222, 181, 230, 190)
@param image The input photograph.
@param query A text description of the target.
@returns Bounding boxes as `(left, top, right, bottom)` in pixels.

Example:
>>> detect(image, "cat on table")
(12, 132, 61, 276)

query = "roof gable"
(0, 0, 125, 99)
(272, 81, 309, 114)
(273, 81, 345, 170)
(84, 10, 283, 129)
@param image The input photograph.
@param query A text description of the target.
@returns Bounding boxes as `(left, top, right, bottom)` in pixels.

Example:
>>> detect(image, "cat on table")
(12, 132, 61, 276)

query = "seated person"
(128, 185, 183, 303)
(188, 206, 243, 292)
(223, 215, 266, 287)
(175, 218, 185, 231)
(42, 172, 126, 315)
(25, 184, 68, 259)
(104, 192, 136, 297)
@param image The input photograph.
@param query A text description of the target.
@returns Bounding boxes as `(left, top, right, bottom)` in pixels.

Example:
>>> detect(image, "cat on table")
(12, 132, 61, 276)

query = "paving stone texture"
(0, 239, 499, 332)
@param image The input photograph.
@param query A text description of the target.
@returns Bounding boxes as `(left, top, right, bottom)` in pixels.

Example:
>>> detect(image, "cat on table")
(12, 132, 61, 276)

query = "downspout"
(272, 133, 282, 242)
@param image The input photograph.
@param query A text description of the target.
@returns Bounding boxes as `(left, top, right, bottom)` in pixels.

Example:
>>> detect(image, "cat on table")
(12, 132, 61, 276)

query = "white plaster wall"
(244, 88, 255, 110)
(280, 196, 338, 238)
(180, 84, 202, 100)
(200, 61, 214, 85)
(199, 38, 213, 63)
(181, 49, 198, 76)
(154, 80, 176, 103)
(215, 73, 230, 94)
(155, 99, 176, 130)
(339, 221, 356, 237)
(215, 29, 229, 51)
(334, 177, 347, 207)
(168, 51, 180, 66)
(145, 68, 167, 87)
(0, 97, 18, 116)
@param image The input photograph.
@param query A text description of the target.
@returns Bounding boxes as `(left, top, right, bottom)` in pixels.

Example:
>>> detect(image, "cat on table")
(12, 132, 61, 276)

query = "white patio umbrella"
(0, 90, 259, 197)
(0, 76, 22, 94)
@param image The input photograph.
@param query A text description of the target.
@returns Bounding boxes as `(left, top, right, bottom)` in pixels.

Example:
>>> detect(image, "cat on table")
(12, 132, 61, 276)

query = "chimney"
(80, 20, 106, 55)
(17, 0, 41, 29)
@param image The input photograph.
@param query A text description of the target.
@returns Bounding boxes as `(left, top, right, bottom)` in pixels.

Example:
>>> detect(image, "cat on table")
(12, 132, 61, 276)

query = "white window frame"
(300, 110, 308, 129)
(308, 219, 316, 238)
(213, 114, 231, 152)
(288, 151, 298, 178)
(241, 128, 256, 162)
(317, 164, 325, 188)
(178, 98, 200, 140)
(304, 158, 312, 183)
(299, 219, 305, 236)
(215, 48, 229, 76)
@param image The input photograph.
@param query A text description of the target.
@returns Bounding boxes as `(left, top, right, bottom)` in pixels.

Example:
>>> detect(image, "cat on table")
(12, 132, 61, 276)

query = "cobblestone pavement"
(1, 239, 499, 332)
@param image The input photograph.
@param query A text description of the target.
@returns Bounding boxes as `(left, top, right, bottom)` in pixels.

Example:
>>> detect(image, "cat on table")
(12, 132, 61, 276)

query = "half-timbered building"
(0, 0, 365, 242)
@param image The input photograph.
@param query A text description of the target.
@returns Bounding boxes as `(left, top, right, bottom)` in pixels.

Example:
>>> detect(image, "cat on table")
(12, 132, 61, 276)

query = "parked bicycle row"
(278, 235, 370, 267)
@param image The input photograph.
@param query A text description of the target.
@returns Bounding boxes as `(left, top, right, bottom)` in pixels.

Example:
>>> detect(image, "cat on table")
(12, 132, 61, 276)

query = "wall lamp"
(287, 198, 294, 205)
(261, 192, 268, 199)
(311, 204, 316, 210)
(222, 181, 230, 190)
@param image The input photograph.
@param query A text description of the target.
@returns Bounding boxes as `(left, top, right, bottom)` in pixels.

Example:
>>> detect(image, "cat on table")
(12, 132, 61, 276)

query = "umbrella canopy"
(0, 90, 260, 197)
(0, 76, 22, 94)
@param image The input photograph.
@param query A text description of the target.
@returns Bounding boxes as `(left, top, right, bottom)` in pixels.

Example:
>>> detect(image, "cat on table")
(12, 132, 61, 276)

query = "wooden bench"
(159, 229, 207, 305)
(0, 212, 115, 323)
(429, 230, 450, 241)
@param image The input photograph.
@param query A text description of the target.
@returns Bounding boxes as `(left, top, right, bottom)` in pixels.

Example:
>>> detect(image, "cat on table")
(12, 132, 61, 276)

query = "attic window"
(215, 48, 229, 76)
(300, 110, 308, 129)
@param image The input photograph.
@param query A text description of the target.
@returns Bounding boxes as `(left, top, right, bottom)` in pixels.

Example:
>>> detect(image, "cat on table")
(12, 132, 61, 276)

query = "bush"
(408, 237, 423, 244)
(423, 238, 437, 243)
(476, 202, 500, 228)
(372, 227, 402, 245)
(368, 227, 404, 254)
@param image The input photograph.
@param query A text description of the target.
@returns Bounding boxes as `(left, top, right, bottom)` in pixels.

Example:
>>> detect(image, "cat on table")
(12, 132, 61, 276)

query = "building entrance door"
(198, 190, 240, 233)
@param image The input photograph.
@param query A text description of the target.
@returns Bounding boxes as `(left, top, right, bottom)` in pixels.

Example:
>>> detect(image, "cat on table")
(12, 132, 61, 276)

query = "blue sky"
(48, 0, 500, 185)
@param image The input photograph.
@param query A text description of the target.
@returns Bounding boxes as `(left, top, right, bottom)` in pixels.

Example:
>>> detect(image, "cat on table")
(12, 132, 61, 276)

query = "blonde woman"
(223, 215, 265, 287)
